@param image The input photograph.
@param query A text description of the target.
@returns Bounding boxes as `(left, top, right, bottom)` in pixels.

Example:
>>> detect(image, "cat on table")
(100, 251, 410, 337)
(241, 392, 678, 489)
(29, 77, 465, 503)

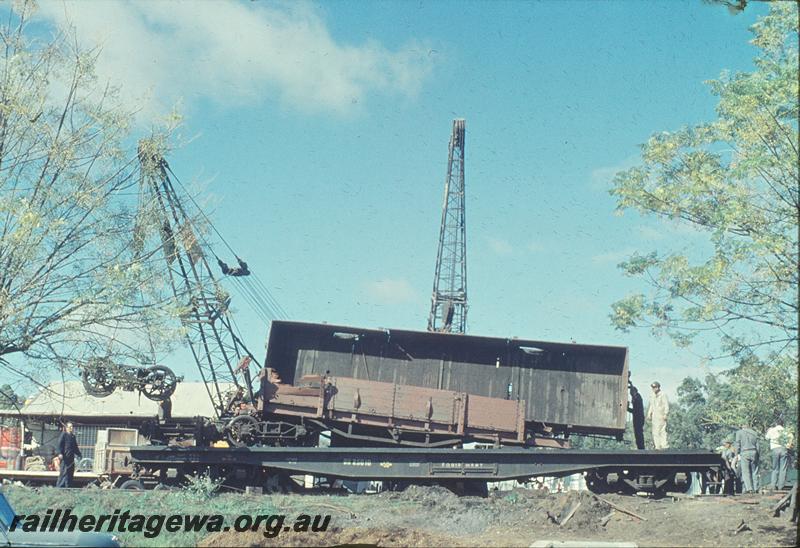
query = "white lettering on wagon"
(343, 459, 372, 466)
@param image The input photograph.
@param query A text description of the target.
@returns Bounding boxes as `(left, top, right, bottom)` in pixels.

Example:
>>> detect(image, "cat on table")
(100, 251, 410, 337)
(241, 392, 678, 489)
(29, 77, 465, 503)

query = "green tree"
(0, 2, 180, 383)
(609, 4, 798, 362)
(664, 357, 796, 450)
(704, 354, 797, 432)
(667, 376, 732, 449)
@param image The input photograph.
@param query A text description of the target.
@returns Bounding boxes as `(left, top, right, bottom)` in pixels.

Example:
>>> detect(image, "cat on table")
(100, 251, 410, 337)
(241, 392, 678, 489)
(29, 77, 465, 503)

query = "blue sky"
(32, 0, 772, 405)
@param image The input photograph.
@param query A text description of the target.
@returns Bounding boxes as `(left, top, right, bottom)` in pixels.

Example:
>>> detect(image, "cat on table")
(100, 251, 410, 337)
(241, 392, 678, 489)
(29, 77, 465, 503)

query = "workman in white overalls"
(646, 381, 670, 449)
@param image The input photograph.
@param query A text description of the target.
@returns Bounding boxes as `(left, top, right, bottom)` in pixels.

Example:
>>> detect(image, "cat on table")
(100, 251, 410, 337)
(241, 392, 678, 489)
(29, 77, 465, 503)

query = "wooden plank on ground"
(772, 486, 795, 517)
(593, 495, 646, 521)
(559, 501, 581, 526)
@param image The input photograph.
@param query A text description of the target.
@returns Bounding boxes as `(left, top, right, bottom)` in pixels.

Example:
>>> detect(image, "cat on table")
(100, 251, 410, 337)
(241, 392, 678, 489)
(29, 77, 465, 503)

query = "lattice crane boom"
(428, 119, 467, 334)
(138, 146, 257, 419)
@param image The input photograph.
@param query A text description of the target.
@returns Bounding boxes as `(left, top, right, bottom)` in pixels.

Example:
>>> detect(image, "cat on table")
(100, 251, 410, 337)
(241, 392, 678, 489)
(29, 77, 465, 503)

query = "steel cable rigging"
(159, 163, 289, 323)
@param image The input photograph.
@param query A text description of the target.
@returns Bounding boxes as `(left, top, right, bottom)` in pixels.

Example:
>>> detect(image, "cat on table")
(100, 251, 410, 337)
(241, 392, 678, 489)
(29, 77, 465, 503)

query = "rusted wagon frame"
(259, 369, 527, 446)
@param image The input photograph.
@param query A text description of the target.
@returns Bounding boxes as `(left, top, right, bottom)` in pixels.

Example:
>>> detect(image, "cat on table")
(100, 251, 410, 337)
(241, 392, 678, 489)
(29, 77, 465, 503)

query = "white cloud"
(487, 237, 513, 255)
(37, 1, 434, 119)
(363, 278, 418, 305)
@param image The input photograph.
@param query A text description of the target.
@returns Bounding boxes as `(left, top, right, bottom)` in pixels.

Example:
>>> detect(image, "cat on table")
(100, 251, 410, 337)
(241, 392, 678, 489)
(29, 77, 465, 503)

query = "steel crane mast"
(138, 146, 256, 419)
(428, 119, 467, 334)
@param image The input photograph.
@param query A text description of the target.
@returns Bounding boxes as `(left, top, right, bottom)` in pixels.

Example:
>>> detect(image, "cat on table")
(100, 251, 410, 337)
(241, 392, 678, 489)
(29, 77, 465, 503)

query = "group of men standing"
(627, 380, 794, 495)
(723, 418, 794, 494)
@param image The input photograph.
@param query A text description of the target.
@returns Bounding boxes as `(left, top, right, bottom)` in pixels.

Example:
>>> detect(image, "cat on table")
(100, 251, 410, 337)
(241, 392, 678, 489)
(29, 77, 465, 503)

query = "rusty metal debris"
(81, 358, 181, 401)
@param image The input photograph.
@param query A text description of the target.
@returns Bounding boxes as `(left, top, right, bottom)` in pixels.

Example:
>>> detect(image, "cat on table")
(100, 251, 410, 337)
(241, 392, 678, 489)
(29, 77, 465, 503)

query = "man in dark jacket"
(628, 384, 645, 450)
(55, 422, 82, 488)
(735, 423, 760, 494)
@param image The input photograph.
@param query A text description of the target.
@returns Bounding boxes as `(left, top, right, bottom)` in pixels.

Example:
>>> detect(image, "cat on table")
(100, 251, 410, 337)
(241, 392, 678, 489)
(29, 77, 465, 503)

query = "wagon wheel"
(226, 415, 260, 447)
(81, 360, 117, 397)
(140, 365, 179, 401)
(77, 457, 94, 472)
(584, 470, 610, 494)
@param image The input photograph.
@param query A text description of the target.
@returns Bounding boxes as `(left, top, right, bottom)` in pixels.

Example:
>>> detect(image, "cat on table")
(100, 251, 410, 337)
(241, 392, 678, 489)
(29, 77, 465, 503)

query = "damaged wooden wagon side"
(255, 321, 629, 448)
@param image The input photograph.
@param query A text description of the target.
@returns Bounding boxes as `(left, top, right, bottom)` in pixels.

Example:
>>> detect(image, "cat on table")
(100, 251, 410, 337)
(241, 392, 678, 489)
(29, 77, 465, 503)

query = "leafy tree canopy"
(0, 2, 182, 384)
(667, 355, 796, 450)
(609, 3, 798, 363)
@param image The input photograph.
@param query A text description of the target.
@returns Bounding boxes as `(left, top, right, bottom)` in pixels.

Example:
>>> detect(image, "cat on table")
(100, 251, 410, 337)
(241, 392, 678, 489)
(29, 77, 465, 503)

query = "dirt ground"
(200, 486, 798, 547)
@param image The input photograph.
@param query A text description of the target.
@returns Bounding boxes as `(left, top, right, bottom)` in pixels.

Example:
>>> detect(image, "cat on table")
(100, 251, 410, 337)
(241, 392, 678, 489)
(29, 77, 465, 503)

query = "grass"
(4, 485, 282, 547)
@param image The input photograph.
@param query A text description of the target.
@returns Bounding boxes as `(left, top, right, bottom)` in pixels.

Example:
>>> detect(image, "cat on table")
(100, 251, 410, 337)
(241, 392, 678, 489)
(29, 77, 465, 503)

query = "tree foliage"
(0, 2, 180, 383)
(667, 356, 796, 449)
(703, 354, 797, 432)
(666, 377, 722, 450)
(609, 4, 798, 362)
(573, 356, 797, 451)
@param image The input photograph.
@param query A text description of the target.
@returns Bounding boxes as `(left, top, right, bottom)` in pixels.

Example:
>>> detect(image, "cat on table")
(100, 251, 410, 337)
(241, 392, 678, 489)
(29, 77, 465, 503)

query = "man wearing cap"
(646, 381, 669, 449)
(719, 439, 735, 462)
(735, 422, 760, 494)
(765, 418, 793, 491)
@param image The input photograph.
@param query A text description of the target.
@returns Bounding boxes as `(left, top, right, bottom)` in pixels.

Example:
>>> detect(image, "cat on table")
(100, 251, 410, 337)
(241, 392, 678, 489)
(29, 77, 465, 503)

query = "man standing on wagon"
(646, 381, 669, 449)
(628, 384, 646, 450)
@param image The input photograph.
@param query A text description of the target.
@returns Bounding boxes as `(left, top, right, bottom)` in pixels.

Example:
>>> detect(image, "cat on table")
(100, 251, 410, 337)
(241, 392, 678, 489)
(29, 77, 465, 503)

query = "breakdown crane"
(137, 146, 255, 420)
(83, 143, 300, 447)
(137, 144, 306, 447)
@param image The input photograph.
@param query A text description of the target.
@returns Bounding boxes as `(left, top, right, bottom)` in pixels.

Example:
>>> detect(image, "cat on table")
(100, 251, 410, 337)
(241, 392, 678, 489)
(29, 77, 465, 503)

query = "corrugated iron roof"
(4, 381, 229, 419)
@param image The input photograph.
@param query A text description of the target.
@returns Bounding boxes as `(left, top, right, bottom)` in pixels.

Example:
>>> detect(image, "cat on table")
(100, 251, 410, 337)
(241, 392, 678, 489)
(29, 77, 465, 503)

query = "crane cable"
(158, 162, 289, 321)
(163, 163, 288, 321)
(229, 277, 283, 322)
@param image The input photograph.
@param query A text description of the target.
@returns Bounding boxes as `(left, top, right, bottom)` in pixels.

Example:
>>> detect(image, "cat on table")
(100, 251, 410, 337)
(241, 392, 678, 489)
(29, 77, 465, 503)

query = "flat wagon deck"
(129, 445, 723, 497)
